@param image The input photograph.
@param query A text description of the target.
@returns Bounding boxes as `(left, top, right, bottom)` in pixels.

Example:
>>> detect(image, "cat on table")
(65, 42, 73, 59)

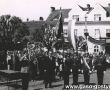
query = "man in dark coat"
(20, 53, 30, 90)
(14, 53, 20, 71)
(62, 55, 71, 88)
(71, 52, 81, 85)
(82, 53, 91, 85)
(43, 54, 53, 88)
(51, 56, 56, 81)
(93, 52, 106, 85)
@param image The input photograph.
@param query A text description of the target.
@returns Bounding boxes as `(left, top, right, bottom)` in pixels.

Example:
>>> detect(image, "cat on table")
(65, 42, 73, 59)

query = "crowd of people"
(0, 48, 109, 90)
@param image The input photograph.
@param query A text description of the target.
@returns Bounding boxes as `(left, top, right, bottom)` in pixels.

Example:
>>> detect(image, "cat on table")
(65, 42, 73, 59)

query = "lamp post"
(84, 13, 89, 52)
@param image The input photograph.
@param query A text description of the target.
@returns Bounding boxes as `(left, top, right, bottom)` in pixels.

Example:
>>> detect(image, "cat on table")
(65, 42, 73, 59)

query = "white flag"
(68, 19, 77, 51)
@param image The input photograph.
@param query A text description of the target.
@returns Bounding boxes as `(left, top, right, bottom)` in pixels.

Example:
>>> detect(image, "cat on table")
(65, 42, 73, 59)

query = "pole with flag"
(53, 7, 65, 60)
(53, 7, 64, 49)
(68, 19, 77, 52)
(57, 7, 64, 40)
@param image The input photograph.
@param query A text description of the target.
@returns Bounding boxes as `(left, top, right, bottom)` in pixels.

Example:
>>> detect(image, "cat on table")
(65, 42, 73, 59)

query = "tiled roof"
(46, 9, 71, 25)
(24, 21, 45, 34)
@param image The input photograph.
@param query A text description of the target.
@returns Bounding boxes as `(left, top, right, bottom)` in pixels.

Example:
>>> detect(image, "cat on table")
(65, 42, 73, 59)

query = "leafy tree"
(0, 15, 30, 49)
(0, 15, 30, 69)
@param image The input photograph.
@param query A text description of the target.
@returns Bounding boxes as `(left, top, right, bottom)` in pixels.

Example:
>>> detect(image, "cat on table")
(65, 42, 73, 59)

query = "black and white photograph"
(0, 0, 110, 90)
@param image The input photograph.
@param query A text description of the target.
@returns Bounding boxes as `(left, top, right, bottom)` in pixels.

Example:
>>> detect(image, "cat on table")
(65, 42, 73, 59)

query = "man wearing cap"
(82, 53, 91, 85)
(62, 55, 71, 88)
(93, 52, 106, 85)
(71, 52, 81, 85)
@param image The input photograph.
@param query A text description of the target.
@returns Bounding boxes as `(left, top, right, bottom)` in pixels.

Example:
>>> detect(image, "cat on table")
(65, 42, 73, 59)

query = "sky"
(0, 0, 109, 21)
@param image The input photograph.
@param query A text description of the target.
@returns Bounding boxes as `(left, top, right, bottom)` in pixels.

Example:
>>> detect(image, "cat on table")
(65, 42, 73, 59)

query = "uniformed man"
(20, 52, 30, 90)
(43, 53, 53, 88)
(82, 53, 91, 85)
(71, 52, 81, 85)
(62, 55, 71, 88)
(93, 52, 106, 85)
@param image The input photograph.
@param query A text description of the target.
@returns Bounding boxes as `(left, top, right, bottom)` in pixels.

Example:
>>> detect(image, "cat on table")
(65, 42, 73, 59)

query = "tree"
(0, 15, 30, 69)
(0, 15, 30, 50)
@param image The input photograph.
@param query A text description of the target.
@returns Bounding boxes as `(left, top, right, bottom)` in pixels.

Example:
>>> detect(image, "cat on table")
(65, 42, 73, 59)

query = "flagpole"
(60, 7, 65, 62)
(84, 12, 89, 53)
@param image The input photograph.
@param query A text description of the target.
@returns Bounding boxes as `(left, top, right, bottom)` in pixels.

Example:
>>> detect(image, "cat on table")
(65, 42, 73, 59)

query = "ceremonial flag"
(52, 8, 64, 49)
(68, 19, 77, 51)
(56, 9, 63, 39)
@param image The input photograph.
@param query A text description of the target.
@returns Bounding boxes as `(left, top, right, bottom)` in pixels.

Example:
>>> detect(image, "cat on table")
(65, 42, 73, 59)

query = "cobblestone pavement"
(0, 69, 110, 90)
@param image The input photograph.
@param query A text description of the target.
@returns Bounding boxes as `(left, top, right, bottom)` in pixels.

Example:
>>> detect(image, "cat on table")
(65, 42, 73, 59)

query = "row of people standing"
(63, 52, 107, 88)
(5, 50, 107, 90)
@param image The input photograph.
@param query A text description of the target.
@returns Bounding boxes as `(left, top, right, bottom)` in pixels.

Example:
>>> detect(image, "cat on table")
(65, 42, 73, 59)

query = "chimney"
(27, 18, 29, 22)
(108, 3, 110, 7)
(39, 17, 44, 21)
(51, 7, 55, 12)
(87, 4, 90, 9)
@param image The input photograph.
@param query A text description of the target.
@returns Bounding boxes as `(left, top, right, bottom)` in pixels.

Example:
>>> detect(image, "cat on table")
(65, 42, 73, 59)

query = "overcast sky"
(0, 0, 109, 21)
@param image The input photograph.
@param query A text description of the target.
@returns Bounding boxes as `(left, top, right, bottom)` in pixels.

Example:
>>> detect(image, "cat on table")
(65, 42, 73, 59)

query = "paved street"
(0, 69, 110, 90)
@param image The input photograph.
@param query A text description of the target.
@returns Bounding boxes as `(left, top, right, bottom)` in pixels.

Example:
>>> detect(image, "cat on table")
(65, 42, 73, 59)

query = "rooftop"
(24, 21, 45, 34)
(46, 8, 71, 26)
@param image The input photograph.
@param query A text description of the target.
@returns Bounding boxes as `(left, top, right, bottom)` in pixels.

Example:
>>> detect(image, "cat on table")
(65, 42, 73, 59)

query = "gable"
(87, 4, 106, 21)
(89, 4, 106, 15)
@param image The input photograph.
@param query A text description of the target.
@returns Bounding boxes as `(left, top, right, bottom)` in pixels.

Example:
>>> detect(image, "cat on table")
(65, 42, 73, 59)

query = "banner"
(68, 19, 77, 51)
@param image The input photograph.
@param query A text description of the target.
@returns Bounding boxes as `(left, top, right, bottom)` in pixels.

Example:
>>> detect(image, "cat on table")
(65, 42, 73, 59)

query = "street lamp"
(84, 13, 89, 38)
(84, 13, 89, 52)
(84, 29, 89, 39)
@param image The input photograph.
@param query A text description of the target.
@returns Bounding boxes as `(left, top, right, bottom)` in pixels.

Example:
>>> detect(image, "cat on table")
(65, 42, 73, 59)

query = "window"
(95, 29, 100, 39)
(106, 29, 110, 37)
(94, 14, 101, 21)
(94, 45, 99, 52)
(72, 15, 79, 21)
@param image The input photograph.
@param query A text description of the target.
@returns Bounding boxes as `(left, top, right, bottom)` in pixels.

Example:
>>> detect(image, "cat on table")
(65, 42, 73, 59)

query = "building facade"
(46, 4, 110, 54)
(68, 4, 110, 54)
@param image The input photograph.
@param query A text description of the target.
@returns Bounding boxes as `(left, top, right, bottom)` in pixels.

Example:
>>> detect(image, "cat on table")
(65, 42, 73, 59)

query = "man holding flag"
(54, 8, 72, 88)
(68, 16, 91, 85)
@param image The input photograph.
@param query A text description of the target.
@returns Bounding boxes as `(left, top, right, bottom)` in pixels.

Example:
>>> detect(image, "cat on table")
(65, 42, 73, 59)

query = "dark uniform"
(71, 53, 81, 85)
(62, 56, 71, 88)
(51, 56, 56, 81)
(20, 58, 29, 90)
(82, 53, 91, 85)
(43, 55, 53, 88)
(93, 52, 106, 85)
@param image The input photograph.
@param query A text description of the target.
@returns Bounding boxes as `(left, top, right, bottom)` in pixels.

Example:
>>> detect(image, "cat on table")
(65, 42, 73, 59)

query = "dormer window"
(94, 14, 101, 21)
(72, 15, 79, 21)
